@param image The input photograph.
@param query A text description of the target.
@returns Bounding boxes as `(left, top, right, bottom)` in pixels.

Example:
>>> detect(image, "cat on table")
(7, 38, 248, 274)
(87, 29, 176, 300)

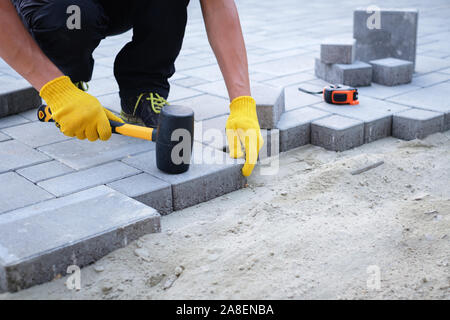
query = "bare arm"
(0, 0, 63, 90)
(200, 0, 250, 101)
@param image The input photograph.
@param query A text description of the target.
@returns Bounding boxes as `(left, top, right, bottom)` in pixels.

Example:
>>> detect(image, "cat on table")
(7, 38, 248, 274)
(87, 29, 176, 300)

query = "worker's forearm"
(0, 0, 63, 90)
(201, 0, 250, 101)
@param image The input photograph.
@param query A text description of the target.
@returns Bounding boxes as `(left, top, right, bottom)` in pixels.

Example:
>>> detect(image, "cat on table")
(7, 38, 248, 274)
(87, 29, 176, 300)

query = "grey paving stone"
(263, 72, 316, 88)
(415, 55, 450, 74)
(123, 143, 246, 211)
(188, 82, 285, 128)
(250, 54, 315, 76)
(353, 9, 418, 68)
(277, 107, 330, 152)
(369, 58, 414, 86)
(169, 84, 203, 102)
(0, 115, 29, 129)
(315, 58, 373, 87)
(193, 80, 228, 99)
(0, 84, 42, 118)
(0, 140, 50, 173)
(284, 84, 323, 111)
(258, 129, 279, 160)
(388, 82, 450, 131)
(411, 72, 450, 88)
(312, 97, 411, 143)
(311, 115, 364, 152)
(38, 134, 155, 170)
(252, 84, 285, 129)
(2, 121, 72, 148)
(38, 161, 141, 197)
(175, 56, 215, 72)
(172, 76, 209, 88)
(0, 172, 54, 215)
(320, 39, 355, 64)
(249, 72, 277, 82)
(91, 64, 114, 80)
(392, 109, 444, 140)
(87, 77, 119, 97)
(180, 64, 224, 82)
(0, 132, 11, 142)
(357, 83, 421, 100)
(0, 186, 160, 292)
(18, 108, 39, 122)
(171, 94, 229, 121)
(194, 115, 228, 152)
(16, 160, 74, 183)
(97, 93, 121, 114)
(108, 173, 173, 215)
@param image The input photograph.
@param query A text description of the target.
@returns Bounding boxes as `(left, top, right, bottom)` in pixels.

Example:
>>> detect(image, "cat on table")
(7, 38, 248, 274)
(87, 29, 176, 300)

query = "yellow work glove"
(226, 96, 264, 177)
(39, 76, 123, 141)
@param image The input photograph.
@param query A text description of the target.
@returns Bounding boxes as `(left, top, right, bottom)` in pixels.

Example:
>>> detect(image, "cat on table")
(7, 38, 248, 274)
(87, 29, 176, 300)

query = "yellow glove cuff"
(230, 96, 257, 117)
(39, 76, 80, 112)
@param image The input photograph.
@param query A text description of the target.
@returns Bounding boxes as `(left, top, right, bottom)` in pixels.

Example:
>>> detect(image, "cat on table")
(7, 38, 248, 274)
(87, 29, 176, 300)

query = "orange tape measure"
(299, 84, 359, 105)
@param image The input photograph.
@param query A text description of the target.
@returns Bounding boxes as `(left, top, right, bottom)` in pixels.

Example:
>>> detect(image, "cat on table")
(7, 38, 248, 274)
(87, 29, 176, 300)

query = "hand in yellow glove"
(39, 76, 123, 141)
(226, 96, 264, 177)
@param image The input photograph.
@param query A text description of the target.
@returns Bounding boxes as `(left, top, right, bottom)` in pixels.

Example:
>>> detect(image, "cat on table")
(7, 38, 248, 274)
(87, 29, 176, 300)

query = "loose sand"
(2, 132, 449, 300)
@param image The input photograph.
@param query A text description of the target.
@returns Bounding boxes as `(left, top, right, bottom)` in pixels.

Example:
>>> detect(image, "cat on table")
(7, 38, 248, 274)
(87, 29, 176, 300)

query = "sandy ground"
(2, 132, 449, 300)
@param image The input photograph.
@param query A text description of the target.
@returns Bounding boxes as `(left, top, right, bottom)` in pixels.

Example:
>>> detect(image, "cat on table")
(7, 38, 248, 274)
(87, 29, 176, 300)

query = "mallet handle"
(37, 105, 156, 142)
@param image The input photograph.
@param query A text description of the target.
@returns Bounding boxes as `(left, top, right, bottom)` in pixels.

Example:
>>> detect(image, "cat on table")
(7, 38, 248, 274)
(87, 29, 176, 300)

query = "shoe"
(73, 81, 89, 91)
(120, 93, 169, 128)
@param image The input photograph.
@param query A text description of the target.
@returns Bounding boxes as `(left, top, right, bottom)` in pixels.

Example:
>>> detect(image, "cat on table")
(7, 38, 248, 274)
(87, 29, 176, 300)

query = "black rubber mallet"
(38, 105, 194, 174)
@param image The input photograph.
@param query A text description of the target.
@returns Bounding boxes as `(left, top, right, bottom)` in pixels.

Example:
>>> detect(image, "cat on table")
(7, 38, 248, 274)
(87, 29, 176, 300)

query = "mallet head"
(155, 105, 195, 174)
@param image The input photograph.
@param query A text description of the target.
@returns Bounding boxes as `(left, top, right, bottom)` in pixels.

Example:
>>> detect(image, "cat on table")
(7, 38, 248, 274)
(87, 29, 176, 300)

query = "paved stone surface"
(38, 161, 141, 197)
(320, 38, 356, 64)
(0, 186, 160, 292)
(357, 83, 421, 100)
(195, 115, 229, 152)
(315, 59, 373, 87)
(171, 94, 229, 121)
(108, 173, 173, 215)
(123, 143, 246, 211)
(277, 107, 330, 152)
(411, 72, 450, 88)
(0, 115, 29, 130)
(0, 172, 54, 215)
(0, 132, 11, 142)
(284, 84, 323, 111)
(38, 135, 155, 170)
(415, 55, 450, 74)
(311, 115, 365, 152)
(312, 97, 411, 143)
(388, 82, 450, 131)
(18, 108, 39, 122)
(353, 9, 419, 68)
(2, 121, 72, 148)
(392, 108, 444, 140)
(0, 140, 50, 173)
(0, 0, 449, 292)
(16, 161, 74, 183)
(370, 58, 414, 86)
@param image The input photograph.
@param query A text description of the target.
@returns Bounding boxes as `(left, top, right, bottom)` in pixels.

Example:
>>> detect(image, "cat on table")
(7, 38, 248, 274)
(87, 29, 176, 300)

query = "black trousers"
(12, 0, 190, 100)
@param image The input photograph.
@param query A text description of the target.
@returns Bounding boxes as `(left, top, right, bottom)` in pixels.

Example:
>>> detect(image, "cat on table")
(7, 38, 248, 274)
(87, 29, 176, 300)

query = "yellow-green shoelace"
(133, 93, 169, 115)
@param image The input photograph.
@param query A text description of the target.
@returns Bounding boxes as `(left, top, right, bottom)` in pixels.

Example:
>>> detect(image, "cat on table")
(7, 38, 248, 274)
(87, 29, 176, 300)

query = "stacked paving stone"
(316, 9, 419, 87)
(315, 39, 373, 87)
(354, 8, 418, 86)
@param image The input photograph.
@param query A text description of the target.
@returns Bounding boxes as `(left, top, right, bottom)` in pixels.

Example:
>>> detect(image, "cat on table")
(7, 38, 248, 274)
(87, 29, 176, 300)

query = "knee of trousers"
(29, 0, 108, 40)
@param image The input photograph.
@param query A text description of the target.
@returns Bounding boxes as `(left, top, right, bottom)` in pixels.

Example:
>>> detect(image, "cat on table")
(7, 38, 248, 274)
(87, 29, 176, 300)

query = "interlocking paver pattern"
(0, 0, 449, 292)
